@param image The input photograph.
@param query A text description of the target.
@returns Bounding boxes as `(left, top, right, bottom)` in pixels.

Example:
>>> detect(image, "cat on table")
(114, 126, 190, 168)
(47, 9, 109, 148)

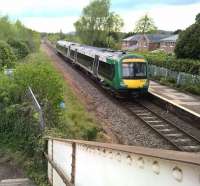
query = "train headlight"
(120, 82, 127, 88)
(144, 80, 149, 87)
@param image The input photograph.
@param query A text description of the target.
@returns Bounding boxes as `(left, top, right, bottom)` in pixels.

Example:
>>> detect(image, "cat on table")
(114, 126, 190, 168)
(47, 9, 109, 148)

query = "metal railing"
(45, 137, 200, 186)
(149, 65, 200, 86)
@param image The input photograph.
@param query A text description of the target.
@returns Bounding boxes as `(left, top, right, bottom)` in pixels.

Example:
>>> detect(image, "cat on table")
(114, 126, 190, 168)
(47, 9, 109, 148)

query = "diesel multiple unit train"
(56, 41, 149, 95)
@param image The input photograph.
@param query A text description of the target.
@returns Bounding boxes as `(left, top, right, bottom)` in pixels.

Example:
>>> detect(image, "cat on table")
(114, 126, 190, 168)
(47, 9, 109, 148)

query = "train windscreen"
(122, 62, 147, 79)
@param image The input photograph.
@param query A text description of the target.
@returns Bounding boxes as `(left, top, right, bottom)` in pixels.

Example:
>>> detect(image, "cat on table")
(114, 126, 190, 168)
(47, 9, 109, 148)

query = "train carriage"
(56, 41, 149, 95)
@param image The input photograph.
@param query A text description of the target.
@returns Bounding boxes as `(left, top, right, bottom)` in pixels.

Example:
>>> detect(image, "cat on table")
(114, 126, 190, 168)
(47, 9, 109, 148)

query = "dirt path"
(0, 152, 24, 181)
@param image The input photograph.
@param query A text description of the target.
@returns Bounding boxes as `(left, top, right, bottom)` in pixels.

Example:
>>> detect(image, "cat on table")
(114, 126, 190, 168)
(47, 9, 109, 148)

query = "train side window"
(70, 50, 75, 59)
(98, 61, 115, 80)
(65, 47, 68, 55)
(77, 52, 94, 69)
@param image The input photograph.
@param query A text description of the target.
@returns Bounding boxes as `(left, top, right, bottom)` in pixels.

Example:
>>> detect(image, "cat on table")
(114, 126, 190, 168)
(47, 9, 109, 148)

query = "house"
(160, 34, 179, 53)
(122, 34, 172, 52)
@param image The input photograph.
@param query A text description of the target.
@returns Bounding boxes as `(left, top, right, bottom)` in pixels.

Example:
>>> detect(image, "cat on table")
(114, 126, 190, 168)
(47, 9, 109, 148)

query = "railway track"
(45, 42, 200, 152)
(123, 100, 200, 152)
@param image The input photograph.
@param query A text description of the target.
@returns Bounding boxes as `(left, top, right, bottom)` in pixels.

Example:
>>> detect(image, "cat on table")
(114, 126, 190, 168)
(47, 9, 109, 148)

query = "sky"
(0, 0, 200, 33)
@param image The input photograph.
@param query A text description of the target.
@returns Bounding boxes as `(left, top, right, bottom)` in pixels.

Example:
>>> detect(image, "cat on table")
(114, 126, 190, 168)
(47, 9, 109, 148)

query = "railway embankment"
(43, 41, 200, 153)
(42, 42, 175, 149)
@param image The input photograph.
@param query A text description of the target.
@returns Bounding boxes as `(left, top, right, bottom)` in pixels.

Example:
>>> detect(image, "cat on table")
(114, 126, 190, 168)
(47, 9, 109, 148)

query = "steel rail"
(124, 100, 200, 152)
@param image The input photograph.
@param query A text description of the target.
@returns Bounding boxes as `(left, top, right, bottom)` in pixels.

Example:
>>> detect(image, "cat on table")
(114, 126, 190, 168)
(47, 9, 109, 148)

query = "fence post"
(165, 68, 168, 80)
(176, 73, 181, 85)
(28, 87, 45, 130)
(71, 142, 76, 184)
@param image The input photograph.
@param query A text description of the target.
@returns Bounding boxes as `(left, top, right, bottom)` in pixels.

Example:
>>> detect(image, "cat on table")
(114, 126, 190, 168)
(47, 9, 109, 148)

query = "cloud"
(120, 2, 200, 32)
(0, 0, 90, 17)
(20, 16, 78, 33)
(0, 0, 200, 33)
(112, 0, 200, 10)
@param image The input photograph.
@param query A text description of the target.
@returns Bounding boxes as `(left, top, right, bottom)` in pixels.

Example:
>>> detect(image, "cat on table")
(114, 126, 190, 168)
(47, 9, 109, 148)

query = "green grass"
(0, 49, 103, 186)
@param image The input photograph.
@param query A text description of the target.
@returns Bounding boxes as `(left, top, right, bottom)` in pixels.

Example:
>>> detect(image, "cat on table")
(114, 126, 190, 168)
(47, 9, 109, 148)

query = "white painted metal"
(48, 140, 53, 183)
(48, 139, 200, 186)
(53, 169, 65, 186)
(53, 140, 73, 180)
(75, 144, 200, 186)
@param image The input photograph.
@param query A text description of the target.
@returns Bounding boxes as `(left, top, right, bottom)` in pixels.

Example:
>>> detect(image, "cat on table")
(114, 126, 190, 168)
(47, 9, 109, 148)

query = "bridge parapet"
(45, 137, 200, 186)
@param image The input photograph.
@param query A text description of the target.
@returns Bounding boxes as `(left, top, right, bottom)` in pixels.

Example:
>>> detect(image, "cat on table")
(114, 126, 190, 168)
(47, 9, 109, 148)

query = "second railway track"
(123, 100, 200, 153)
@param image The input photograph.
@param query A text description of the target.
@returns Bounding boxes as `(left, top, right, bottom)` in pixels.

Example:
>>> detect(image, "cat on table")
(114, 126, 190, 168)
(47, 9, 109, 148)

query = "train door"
(74, 49, 77, 63)
(65, 47, 68, 56)
(92, 55, 99, 77)
(67, 46, 70, 57)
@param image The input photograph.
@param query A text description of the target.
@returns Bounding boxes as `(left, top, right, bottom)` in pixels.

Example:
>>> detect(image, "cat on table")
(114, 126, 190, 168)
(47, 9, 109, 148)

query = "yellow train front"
(102, 54, 149, 96)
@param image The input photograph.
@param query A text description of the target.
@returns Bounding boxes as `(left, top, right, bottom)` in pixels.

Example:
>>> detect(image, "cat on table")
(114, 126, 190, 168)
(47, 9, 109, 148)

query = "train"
(56, 40, 149, 96)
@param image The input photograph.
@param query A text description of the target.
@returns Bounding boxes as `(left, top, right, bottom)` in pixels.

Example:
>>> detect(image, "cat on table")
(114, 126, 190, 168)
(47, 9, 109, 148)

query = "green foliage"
(13, 52, 65, 128)
(74, 0, 124, 48)
(140, 52, 200, 75)
(8, 39, 30, 59)
(175, 13, 200, 59)
(0, 51, 100, 185)
(0, 40, 16, 69)
(0, 51, 100, 150)
(196, 13, 200, 24)
(47, 32, 80, 45)
(134, 14, 157, 34)
(0, 16, 40, 53)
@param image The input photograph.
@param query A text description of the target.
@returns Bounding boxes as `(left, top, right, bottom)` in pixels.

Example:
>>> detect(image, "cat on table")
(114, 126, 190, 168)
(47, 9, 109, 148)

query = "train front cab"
(118, 57, 149, 95)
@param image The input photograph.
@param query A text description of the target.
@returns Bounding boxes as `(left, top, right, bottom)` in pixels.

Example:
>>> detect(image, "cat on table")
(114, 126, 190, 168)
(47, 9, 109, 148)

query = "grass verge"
(0, 49, 104, 186)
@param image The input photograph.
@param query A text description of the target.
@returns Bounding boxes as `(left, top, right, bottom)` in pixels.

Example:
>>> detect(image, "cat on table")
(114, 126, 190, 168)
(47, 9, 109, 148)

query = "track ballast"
(123, 100, 200, 152)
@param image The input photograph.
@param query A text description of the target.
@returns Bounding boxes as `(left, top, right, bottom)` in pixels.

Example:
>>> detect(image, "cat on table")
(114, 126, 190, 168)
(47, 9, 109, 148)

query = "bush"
(0, 40, 16, 69)
(140, 52, 200, 75)
(8, 39, 30, 59)
(13, 53, 64, 128)
(0, 51, 101, 185)
(175, 16, 200, 59)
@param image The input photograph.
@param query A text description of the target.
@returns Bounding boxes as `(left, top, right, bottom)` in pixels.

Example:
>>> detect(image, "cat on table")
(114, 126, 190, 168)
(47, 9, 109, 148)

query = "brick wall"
(160, 41, 176, 53)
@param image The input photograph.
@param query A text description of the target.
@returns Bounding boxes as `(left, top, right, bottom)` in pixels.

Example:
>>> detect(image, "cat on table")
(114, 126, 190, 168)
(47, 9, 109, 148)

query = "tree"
(74, 0, 124, 48)
(196, 13, 200, 24)
(173, 29, 182, 35)
(134, 14, 157, 34)
(59, 29, 65, 40)
(175, 13, 200, 59)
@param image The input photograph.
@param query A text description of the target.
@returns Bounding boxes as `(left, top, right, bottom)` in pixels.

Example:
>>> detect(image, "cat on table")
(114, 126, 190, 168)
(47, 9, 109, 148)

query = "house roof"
(146, 34, 170, 43)
(123, 34, 171, 43)
(122, 35, 143, 42)
(160, 34, 179, 42)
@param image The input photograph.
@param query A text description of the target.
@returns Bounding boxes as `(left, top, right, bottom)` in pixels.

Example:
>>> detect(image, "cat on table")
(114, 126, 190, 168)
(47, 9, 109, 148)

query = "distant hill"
(156, 30, 173, 35)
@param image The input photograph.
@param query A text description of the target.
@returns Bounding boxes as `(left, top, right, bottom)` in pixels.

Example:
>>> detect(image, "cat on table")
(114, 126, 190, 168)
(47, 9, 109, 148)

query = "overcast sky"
(0, 0, 200, 33)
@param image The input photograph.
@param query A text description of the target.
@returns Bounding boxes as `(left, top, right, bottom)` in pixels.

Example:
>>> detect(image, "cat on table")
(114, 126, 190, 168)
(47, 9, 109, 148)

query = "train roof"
(57, 40, 144, 62)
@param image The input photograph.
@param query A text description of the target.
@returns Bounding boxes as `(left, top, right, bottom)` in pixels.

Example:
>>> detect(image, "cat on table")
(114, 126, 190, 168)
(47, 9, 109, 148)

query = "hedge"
(141, 52, 200, 75)
(7, 39, 30, 59)
(0, 40, 16, 69)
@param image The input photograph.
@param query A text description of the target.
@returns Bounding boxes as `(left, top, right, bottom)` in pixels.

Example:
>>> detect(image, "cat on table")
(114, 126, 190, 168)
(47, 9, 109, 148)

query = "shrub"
(8, 39, 30, 59)
(175, 13, 200, 59)
(140, 52, 200, 75)
(13, 53, 64, 128)
(0, 40, 16, 69)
